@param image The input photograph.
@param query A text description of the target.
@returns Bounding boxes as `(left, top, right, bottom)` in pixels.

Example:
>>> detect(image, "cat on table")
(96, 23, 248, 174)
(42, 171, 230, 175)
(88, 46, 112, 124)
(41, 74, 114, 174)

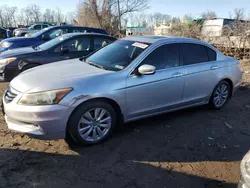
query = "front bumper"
(2, 94, 74, 140)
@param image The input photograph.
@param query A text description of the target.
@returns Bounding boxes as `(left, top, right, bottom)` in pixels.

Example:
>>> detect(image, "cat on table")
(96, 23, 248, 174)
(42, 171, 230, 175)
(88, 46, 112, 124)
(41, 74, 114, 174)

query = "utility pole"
(117, 0, 121, 33)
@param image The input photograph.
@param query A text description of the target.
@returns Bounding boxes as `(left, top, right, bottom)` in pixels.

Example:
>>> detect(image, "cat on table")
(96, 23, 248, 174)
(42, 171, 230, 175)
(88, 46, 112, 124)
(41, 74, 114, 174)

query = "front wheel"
(210, 81, 231, 109)
(21, 64, 39, 72)
(67, 101, 117, 145)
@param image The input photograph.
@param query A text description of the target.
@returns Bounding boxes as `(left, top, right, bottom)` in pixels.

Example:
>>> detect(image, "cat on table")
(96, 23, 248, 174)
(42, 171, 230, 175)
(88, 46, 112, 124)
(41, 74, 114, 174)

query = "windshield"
(86, 40, 150, 71)
(35, 35, 69, 51)
(32, 27, 50, 37)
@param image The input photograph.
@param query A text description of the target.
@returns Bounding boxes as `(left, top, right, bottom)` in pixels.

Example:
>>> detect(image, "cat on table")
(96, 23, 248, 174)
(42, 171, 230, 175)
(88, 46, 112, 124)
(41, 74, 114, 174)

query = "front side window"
(54, 37, 91, 52)
(182, 43, 209, 65)
(140, 44, 180, 70)
(86, 40, 150, 71)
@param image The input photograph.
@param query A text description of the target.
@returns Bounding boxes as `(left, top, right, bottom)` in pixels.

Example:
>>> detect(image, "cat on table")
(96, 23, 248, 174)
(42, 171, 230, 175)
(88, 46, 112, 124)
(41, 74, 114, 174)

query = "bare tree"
(233, 8, 245, 20)
(77, 0, 148, 35)
(201, 10, 217, 19)
(55, 7, 64, 23)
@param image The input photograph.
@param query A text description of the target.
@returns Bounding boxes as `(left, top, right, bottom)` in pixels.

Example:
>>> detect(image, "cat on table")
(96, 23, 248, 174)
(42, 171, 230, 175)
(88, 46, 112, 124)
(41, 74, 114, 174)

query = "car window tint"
(207, 47, 217, 61)
(141, 44, 180, 70)
(33, 25, 41, 30)
(54, 37, 91, 52)
(43, 25, 49, 28)
(182, 43, 209, 65)
(94, 37, 112, 50)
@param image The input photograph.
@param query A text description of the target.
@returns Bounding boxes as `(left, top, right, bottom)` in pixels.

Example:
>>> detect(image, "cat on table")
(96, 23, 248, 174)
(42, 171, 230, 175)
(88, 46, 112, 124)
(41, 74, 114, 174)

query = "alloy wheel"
(77, 108, 112, 142)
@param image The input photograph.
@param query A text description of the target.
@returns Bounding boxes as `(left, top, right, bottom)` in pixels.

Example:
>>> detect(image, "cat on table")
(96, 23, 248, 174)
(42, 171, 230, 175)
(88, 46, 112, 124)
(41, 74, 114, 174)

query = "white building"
(126, 26, 153, 36)
(154, 23, 172, 36)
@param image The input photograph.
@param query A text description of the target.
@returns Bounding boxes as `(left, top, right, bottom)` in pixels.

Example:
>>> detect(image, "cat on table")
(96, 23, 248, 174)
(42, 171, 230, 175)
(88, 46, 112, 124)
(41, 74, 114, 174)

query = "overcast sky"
(2, 0, 250, 18)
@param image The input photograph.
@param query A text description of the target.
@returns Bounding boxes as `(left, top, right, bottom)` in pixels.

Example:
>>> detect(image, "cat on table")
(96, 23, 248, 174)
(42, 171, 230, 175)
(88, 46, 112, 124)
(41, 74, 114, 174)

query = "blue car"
(0, 26, 108, 53)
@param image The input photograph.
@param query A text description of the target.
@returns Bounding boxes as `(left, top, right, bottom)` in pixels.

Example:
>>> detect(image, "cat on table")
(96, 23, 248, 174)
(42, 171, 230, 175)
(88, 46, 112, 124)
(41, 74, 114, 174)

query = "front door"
(126, 43, 186, 119)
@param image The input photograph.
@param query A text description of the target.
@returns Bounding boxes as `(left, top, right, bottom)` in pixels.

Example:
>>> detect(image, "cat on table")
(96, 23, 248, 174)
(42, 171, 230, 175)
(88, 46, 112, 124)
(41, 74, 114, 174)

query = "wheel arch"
(219, 78, 233, 97)
(67, 97, 124, 128)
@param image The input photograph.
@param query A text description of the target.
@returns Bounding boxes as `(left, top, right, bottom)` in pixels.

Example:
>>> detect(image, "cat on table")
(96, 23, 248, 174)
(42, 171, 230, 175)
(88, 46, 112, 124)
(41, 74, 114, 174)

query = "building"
(126, 26, 153, 36)
(154, 23, 172, 36)
(201, 18, 249, 37)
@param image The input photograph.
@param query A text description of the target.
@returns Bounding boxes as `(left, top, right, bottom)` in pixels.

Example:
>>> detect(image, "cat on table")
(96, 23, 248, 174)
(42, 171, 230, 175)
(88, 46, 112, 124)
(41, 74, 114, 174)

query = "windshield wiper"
(87, 61, 106, 70)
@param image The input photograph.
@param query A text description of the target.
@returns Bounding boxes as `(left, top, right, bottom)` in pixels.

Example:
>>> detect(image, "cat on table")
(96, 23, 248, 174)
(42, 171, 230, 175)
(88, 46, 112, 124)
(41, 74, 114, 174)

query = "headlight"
(0, 57, 16, 65)
(0, 41, 13, 48)
(18, 88, 73, 105)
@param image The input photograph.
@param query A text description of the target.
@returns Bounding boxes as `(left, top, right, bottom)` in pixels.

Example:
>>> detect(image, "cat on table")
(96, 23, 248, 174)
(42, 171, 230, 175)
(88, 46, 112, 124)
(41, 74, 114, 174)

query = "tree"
(233, 8, 245, 20)
(77, 0, 148, 35)
(201, 10, 217, 19)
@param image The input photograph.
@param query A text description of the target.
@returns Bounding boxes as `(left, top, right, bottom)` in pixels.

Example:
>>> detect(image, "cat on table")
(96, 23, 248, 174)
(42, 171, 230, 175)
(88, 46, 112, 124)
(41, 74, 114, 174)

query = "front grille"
(4, 86, 20, 103)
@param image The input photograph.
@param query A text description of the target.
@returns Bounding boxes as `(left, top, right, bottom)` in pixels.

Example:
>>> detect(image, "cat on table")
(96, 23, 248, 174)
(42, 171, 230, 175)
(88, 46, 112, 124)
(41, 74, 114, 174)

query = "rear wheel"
(67, 101, 117, 145)
(210, 80, 231, 109)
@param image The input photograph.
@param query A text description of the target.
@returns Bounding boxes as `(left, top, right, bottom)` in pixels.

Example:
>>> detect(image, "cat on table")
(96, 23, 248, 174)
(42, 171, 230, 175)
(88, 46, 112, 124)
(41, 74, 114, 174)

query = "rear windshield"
(86, 40, 150, 71)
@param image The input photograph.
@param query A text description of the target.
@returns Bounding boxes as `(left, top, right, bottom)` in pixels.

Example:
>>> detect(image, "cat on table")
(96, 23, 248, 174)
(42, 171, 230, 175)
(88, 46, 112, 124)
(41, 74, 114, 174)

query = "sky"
(2, 0, 250, 18)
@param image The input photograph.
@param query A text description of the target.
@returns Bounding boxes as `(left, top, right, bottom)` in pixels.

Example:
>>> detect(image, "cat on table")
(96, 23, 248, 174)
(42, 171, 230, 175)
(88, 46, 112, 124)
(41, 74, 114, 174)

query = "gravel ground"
(1, 64, 250, 188)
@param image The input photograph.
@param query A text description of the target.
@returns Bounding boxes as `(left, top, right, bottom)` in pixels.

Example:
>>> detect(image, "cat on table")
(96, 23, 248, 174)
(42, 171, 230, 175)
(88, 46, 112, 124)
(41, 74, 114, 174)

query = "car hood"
(10, 59, 109, 93)
(0, 46, 36, 58)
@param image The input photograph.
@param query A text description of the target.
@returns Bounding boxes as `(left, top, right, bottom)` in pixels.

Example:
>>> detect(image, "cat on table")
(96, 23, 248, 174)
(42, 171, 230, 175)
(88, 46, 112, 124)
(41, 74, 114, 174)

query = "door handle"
(210, 65, 218, 70)
(172, 72, 183, 78)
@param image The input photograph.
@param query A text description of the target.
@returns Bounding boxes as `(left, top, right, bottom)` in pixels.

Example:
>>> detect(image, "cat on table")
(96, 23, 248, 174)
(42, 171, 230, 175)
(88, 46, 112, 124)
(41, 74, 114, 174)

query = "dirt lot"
(1, 64, 250, 188)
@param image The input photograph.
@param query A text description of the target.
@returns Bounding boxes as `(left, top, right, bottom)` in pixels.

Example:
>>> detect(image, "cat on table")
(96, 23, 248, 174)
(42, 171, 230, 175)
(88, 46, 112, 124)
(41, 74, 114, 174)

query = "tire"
(21, 64, 39, 72)
(209, 80, 231, 109)
(67, 101, 117, 145)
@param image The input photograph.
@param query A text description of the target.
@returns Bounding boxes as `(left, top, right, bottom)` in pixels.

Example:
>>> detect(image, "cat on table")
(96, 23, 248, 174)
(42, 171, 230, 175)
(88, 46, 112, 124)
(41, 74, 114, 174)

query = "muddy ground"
(1, 63, 250, 188)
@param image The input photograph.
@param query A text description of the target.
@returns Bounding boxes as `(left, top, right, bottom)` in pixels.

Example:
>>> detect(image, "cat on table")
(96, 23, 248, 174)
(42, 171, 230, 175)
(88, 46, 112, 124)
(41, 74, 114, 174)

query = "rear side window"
(182, 43, 209, 65)
(207, 47, 217, 61)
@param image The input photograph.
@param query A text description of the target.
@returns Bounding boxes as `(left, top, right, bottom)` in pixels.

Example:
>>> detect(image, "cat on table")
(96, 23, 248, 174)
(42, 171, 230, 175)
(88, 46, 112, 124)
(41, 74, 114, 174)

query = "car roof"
(122, 35, 208, 45)
(59, 32, 116, 39)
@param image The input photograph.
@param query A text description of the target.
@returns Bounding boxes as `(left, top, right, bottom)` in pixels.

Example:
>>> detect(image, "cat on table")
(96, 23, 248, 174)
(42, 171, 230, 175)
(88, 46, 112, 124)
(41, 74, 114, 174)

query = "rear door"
(180, 43, 219, 104)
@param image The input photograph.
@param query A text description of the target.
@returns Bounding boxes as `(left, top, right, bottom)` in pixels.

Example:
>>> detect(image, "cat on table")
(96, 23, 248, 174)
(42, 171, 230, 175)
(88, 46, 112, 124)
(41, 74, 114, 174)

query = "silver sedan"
(2, 36, 243, 145)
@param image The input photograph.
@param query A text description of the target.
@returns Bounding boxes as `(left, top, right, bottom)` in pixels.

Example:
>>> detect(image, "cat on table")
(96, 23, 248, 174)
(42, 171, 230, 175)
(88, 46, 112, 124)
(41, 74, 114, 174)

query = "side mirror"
(61, 46, 69, 54)
(41, 34, 50, 41)
(138, 64, 156, 75)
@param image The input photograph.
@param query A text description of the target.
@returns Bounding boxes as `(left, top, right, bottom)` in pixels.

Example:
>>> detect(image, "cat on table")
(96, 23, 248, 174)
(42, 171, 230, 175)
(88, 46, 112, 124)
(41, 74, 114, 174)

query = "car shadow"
(0, 148, 237, 188)
(1, 85, 250, 188)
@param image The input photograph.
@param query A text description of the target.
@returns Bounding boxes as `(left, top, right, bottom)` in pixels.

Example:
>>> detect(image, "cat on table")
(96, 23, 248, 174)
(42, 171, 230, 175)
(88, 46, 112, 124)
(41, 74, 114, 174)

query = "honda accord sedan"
(2, 36, 243, 145)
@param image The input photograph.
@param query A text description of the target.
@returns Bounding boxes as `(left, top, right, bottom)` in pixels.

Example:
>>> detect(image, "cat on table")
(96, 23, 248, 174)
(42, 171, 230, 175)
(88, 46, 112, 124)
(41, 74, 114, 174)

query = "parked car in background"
(13, 24, 52, 37)
(0, 28, 7, 41)
(2, 36, 242, 145)
(0, 26, 109, 53)
(0, 33, 116, 81)
(238, 150, 250, 188)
